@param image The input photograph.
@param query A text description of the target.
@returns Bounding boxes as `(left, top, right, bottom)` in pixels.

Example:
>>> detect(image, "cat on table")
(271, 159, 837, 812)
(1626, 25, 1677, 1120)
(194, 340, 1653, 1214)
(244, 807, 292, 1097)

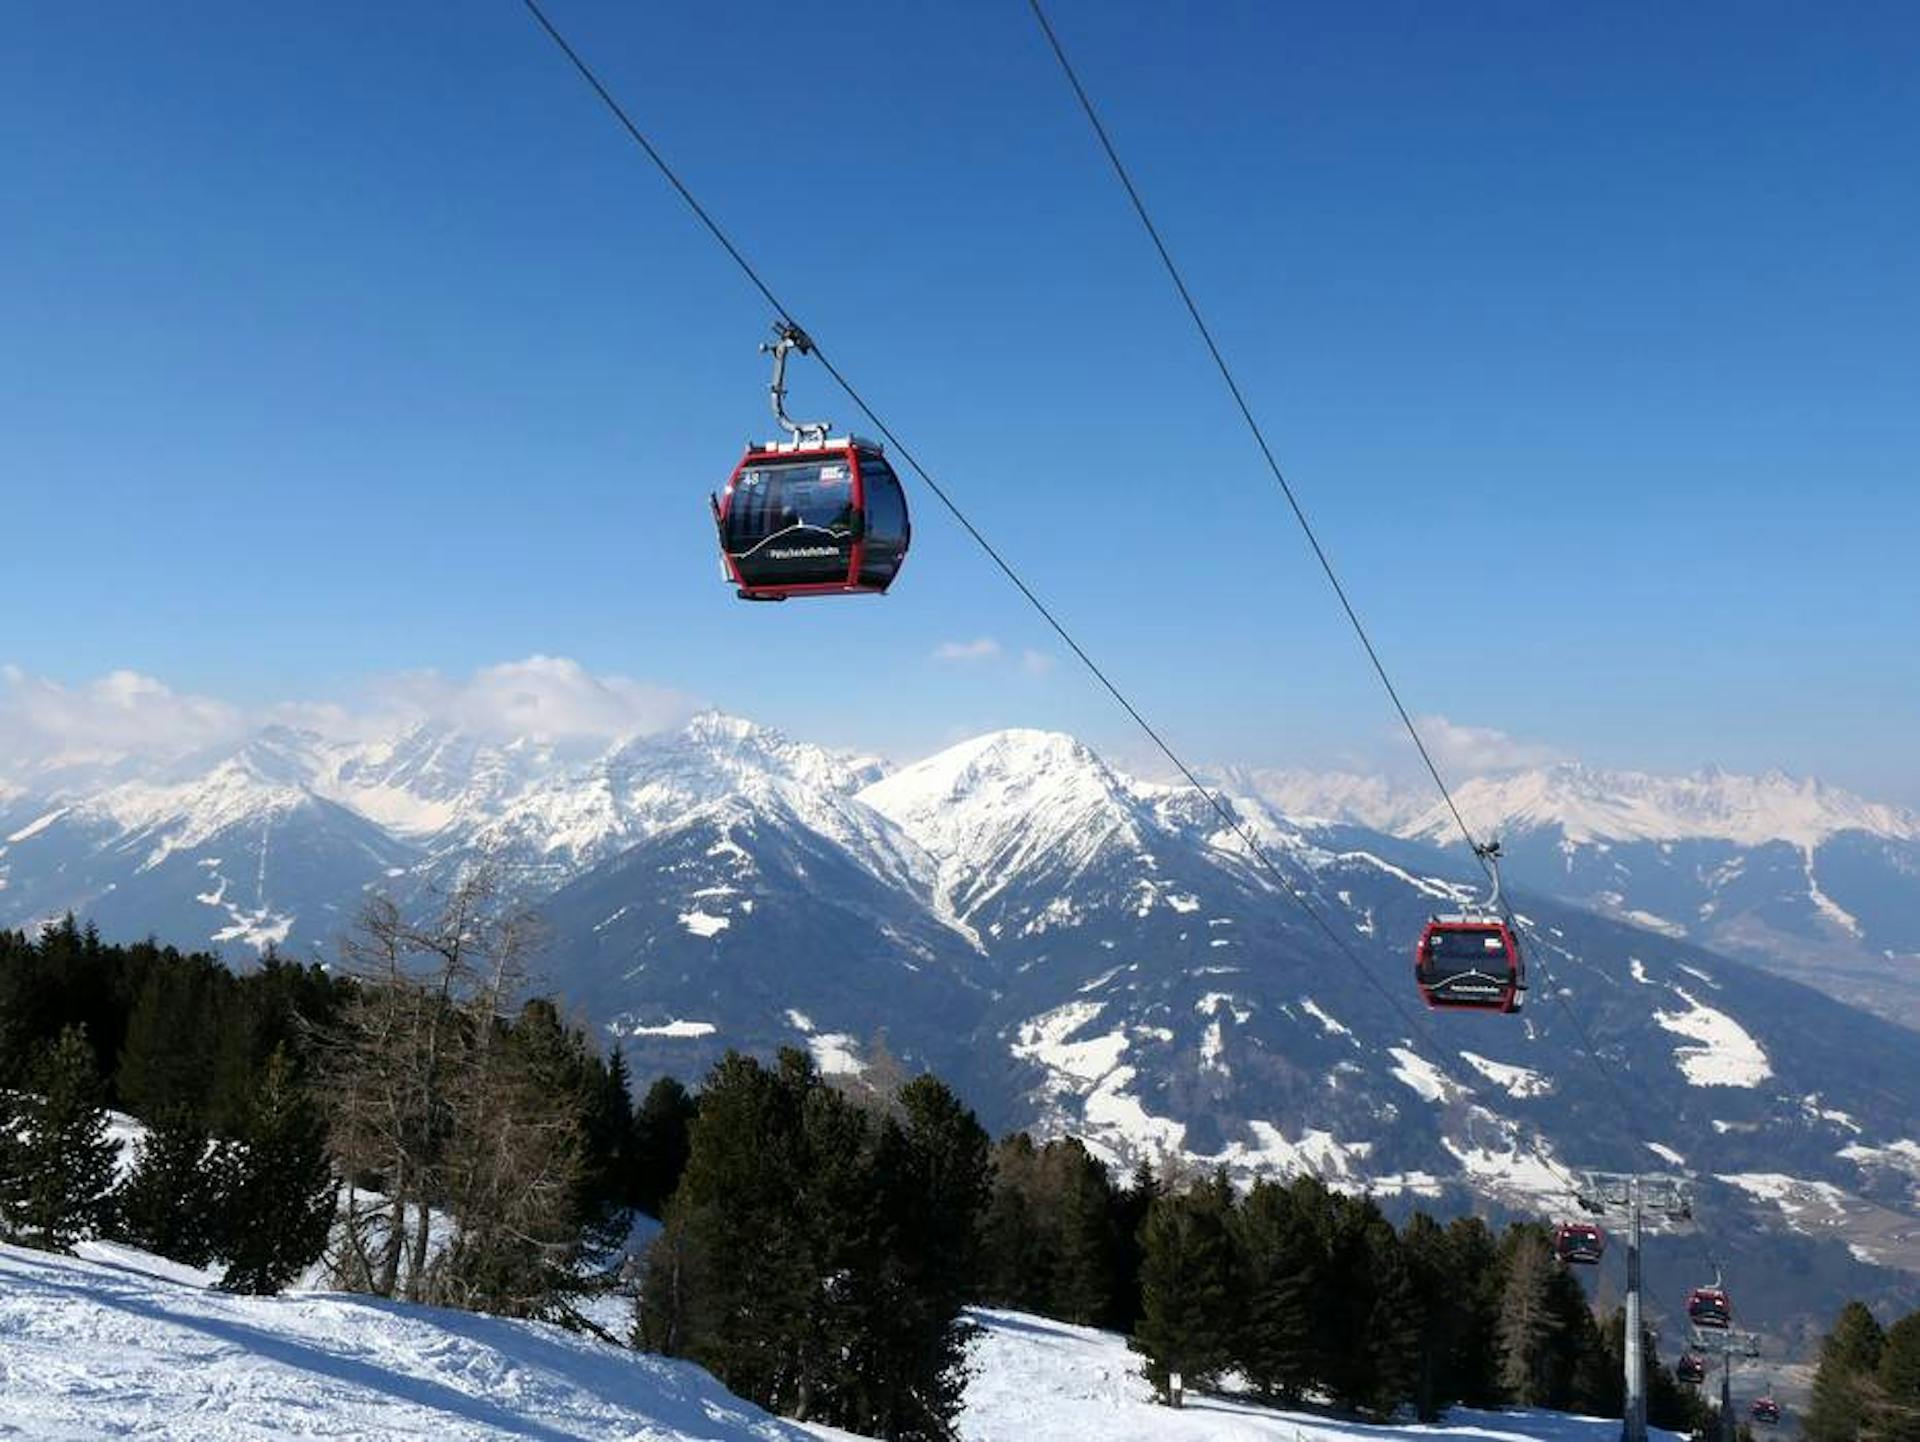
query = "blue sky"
(4, 2, 1917, 801)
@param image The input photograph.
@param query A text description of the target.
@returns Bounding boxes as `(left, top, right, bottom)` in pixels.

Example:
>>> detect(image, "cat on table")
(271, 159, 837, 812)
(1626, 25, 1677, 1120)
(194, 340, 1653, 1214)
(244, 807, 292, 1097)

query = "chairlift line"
(510, 0, 1570, 1154)
(519, 4, 1742, 1360)
(1019, 12, 1769, 1379)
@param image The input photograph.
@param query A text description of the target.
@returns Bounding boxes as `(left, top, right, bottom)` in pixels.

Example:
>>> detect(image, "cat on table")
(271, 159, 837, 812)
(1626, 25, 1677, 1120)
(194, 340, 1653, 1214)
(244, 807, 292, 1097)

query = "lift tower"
(1690, 1327, 1762, 1442)
(1575, 1172, 1695, 1442)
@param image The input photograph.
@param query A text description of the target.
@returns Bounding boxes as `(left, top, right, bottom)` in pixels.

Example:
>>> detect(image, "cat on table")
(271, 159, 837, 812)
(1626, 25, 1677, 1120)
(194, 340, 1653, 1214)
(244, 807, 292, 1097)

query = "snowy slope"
(0, 1242, 1682, 1442)
(960, 1308, 1684, 1442)
(0, 1241, 821, 1441)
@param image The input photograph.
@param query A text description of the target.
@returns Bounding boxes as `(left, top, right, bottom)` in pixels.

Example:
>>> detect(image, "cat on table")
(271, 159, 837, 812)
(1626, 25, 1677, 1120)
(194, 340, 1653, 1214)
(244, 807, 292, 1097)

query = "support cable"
(1025, 0, 1737, 1281)
(516, 0, 1583, 1200)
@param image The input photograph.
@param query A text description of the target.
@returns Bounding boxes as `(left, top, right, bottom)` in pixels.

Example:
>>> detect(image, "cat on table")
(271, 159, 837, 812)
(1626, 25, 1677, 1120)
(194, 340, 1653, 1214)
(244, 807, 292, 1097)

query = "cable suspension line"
(515, 0, 1589, 1201)
(1024, 0, 1741, 1284)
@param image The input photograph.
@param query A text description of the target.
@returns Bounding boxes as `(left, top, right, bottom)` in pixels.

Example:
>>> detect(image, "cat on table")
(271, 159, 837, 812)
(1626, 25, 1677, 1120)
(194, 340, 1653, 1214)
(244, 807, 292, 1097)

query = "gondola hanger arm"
(762, 321, 830, 446)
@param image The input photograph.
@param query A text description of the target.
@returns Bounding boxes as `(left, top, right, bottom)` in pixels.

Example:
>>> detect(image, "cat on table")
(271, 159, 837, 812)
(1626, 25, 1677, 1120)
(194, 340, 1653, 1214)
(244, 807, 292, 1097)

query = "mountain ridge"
(4, 710, 1919, 1342)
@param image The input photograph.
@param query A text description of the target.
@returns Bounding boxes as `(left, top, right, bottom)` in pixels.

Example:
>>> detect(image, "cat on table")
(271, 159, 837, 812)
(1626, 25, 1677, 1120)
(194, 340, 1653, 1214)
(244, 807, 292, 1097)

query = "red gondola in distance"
(1687, 1285, 1733, 1330)
(712, 323, 910, 602)
(1751, 1398, 1783, 1426)
(1554, 1221, 1606, 1266)
(1677, 1353, 1707, 1386)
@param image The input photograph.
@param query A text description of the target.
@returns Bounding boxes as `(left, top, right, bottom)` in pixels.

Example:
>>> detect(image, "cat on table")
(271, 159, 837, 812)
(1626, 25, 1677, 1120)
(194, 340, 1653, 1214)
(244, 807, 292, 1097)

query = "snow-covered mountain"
(1402, 764, 1917, 850)
(0, 711, 893, 960)
(5, 714, 1920, 1341)
(1379, 764, 1920, 1030)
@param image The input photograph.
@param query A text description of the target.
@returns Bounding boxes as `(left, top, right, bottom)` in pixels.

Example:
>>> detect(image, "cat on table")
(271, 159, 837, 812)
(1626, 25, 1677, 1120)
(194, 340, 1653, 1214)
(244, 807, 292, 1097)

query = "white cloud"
(1414, 714, 1566, 776)
(357, 657, 694, 744)
(0, 666, 245, 769)
(0, 657, 698, 773)
(932, 638, 1003, 664)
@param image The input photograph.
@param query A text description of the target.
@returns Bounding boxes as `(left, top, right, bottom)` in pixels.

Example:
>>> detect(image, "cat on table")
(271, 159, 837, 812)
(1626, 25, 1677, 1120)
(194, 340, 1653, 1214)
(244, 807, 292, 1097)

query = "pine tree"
(853, 1073, 991, 1440)
(1233, 1179, 1315, 1404)
(1807, 1300, 1886, 1442)
(645, 1050, 815, 1407)
(1402, 1212, 1463, 1421)
(978, 1133, 1055, 1314)
(0, 1081, 29, 1232)
(631, 1074, 698, 1218)
(1131, 1171, 1238, 1404)
(1057, 1141, 1120, 1326)
(218, 1045, 334, 1295)
(5, 1026, 119, 1251)
(115, 1106, 222, 1267)
(577, 1045, 636, 1242)
(1108, 1159, 1155, 1333)
(1495, 1227, 1559, 1405)
(116, 966, 215, 1122)
(1361, 1217, 1423, 1419)
(1446, 1216, 1506, 1408)
(1879, 1312, 1920, 1442)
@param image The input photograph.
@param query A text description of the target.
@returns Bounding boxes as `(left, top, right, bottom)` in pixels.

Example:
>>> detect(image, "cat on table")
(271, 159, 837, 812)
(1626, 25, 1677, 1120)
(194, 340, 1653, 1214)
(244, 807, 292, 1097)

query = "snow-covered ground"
(0, 1241, 1678, 1442)
(960, 1307, 1679, 1442)
(0, 1241, 813, 1441)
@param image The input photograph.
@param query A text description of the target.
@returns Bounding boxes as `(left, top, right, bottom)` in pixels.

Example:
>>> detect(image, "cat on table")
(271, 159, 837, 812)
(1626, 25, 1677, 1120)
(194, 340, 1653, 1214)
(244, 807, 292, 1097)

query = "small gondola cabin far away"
(712, 323, 910, 602)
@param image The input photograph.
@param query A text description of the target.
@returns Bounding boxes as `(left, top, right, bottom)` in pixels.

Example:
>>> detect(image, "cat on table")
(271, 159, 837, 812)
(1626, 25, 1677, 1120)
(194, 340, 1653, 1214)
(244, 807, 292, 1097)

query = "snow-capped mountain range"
(1241, 762, 1920, 1030)
(3, 714, 1919, 1341)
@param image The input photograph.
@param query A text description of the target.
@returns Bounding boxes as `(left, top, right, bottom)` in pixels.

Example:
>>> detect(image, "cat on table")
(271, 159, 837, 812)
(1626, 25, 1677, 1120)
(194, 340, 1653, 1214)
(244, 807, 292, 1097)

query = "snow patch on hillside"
(1300, 998, 1358, 1044)
(6, 807, 69, 842)
(1652, 987, 1772, 1087)
(808, 1033, 864, 1076)
(1840, 1140, 1920, 1183)
(1459, 1051, 1552, 1099)
(1803, 848, 1864, 937)
(623, 1018, 717, 1039)
(1717, 1173, 1854, 1238)
(1012, 1001, 1186, 1165)
(679, 908, 730, 937)
(1389, 1047, 1467, 1104)
(1207, 1124, 1373, 1185)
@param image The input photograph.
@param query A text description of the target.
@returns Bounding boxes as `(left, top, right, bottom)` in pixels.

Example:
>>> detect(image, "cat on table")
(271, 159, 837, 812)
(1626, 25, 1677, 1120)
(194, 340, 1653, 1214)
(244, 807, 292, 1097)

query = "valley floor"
(0, 1242, 1677, 1442)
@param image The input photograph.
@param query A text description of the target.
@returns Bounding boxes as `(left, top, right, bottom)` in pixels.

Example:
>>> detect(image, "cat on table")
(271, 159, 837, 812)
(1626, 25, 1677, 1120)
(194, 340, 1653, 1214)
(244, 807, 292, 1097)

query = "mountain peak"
(1402, 763, 1919, 848)
(678, 709, 767, 746)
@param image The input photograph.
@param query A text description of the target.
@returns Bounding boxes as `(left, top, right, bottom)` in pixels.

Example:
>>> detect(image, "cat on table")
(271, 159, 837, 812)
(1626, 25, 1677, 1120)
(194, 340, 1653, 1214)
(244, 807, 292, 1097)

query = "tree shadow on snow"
(17, 1271, 588, 1442)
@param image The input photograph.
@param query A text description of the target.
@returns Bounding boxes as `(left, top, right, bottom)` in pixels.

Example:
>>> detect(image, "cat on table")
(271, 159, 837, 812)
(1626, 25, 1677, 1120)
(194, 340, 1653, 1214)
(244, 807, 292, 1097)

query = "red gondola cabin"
(1415, 916, 1524, 1012)
(713, 437, 910, 601)
(1554, 1221, 1606, 1266)
(1751, 1399, 1782, 1426)
(1687, 1286, 1733, 1330)
(1677, 1353, 1707, 1386)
